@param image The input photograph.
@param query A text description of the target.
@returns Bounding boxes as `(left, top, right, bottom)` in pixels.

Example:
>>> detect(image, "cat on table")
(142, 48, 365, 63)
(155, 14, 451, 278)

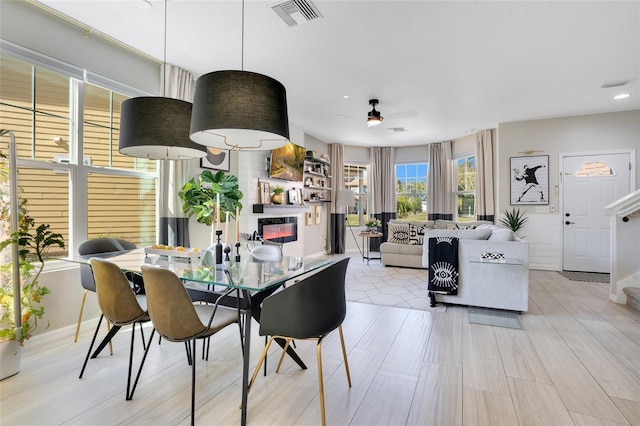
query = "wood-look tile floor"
(1, 265, 640, 425)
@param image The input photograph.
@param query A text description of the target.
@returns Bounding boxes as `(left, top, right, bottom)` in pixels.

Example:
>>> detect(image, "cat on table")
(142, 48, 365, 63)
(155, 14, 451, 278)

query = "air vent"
(600, 80, 629, 89)
(387, 127, 406, 133)
(272, 0, 322, 27)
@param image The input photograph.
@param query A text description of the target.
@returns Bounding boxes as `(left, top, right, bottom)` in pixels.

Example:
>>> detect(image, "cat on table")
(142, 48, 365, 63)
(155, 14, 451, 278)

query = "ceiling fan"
(367, 99, 383, 127)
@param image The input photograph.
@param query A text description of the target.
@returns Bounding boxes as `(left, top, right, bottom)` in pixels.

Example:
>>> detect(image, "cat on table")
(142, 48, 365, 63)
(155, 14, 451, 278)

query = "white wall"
(498, 110, 640, 270)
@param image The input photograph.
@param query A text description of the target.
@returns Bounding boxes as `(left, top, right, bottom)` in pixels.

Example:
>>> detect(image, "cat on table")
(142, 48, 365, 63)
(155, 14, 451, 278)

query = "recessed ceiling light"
(343, 95, 349, 99)
(614, 93, 630, 100)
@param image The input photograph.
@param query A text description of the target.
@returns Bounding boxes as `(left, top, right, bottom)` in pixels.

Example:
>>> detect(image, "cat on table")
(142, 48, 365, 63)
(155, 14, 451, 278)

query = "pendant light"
(190, 0, 290, 151)
(118, 1, 206, 160)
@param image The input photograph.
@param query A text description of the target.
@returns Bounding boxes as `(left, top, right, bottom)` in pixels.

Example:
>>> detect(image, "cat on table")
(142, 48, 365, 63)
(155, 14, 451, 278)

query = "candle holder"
(235, 241, 241, 263)
(215, 230, 223, 264)
(224, 245, 231, 262)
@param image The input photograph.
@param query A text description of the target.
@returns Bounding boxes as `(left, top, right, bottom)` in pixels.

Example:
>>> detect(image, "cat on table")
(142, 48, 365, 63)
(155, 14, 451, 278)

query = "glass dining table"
(63, 248, 334, 425)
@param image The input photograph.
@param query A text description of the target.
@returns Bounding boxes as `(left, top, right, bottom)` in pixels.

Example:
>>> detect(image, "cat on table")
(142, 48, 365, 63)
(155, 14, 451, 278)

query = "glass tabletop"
(62, 248, 334, 292)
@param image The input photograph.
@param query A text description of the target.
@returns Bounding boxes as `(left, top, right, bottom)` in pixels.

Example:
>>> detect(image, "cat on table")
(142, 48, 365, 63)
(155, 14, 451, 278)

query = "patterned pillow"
(388, 223, 410, 244)
(408, 223, 429, 245)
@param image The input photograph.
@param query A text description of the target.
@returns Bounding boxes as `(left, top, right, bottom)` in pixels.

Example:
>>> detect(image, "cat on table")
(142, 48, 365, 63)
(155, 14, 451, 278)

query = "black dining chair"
(247, 257, 352, 426)
(79, 258, 150, 401)
(74, 237, 140, 344)
(139, 265, 242, 426)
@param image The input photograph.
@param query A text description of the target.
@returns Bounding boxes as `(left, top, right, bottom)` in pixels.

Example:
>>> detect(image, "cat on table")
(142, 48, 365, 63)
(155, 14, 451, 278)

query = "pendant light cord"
(241, 0, 245, 71)
(162, 0, 167, 97)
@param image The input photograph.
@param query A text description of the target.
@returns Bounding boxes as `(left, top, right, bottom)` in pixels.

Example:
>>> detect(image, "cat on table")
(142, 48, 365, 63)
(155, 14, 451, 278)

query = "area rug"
(559, 271, 610, 283)
(468, 307, 522, 329)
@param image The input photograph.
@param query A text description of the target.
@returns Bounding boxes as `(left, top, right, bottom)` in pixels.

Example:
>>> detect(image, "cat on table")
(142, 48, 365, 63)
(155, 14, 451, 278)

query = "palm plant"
(500, 208, 528, 232)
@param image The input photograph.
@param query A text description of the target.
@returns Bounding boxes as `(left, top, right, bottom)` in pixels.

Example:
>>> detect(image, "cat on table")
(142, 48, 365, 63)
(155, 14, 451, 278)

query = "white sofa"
(421, 227, 529, 312)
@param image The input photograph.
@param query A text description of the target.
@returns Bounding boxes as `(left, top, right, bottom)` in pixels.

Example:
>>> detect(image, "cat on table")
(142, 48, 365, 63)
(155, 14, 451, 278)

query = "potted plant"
(271, 185, 284, 205)
(500, 208, 528, 233)
(1, 149, 65, 379)
(178, 170, 243, 245)
(365, 218, 381, 233)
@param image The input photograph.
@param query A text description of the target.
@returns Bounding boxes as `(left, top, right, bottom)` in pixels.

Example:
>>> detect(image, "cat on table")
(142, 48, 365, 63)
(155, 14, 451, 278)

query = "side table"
(358, 231, 383, 264)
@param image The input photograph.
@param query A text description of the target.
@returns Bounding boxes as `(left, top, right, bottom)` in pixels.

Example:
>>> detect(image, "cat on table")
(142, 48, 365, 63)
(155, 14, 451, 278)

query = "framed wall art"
(200, 148, 230, 171)
(305, 210, 313, 226)
(510, 155, 549, 205)
(259, 181, 271, 204)
(288, 188, 299, 205)
(314, 205, 322, 224)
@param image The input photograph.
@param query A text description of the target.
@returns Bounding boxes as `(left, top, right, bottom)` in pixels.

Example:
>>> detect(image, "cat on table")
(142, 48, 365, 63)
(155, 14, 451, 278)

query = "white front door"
(562, 152, 631, 273)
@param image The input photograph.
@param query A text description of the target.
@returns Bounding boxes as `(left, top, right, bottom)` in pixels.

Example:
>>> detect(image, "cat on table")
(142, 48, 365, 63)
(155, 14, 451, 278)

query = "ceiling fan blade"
(385, 110, 418, 120)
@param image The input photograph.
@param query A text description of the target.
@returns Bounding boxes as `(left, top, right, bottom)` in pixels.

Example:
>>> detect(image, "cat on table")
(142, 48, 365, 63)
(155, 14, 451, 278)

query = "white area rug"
(339, 253, 446, 312)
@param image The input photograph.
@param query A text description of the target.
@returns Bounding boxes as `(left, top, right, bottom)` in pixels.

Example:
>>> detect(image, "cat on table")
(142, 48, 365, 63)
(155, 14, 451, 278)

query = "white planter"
(0, 339, 22, 380)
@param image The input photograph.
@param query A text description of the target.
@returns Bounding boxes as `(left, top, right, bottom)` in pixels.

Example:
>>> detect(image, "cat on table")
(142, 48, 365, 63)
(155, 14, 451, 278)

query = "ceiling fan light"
(190, 70, 290, 151)
(367, 116, 383, 127)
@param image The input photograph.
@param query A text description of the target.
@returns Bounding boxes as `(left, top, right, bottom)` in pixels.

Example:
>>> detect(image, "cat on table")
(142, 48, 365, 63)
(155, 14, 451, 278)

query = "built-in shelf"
(304, 185, 332, 191)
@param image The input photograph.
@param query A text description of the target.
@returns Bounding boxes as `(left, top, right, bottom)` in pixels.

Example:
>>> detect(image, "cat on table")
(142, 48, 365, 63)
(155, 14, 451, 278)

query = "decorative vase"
(0, 340, 22, 380)
(271, 193, 283, 204)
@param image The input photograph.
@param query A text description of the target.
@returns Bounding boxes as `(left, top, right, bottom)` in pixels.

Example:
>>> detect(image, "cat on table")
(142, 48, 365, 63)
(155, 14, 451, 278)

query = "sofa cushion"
(380, 242, 423, 255)
(408, 222, 430, 245)
(435, 220, 493, 229)
(388, 223, 410, 244)
(488, 227, 515, 241)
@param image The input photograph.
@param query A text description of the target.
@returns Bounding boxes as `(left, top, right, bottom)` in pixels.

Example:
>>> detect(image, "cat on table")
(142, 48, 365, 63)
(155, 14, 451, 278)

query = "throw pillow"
(488, 228, 515, 241)
(388, 223, 410, 244)
(408, 222, 429, 245)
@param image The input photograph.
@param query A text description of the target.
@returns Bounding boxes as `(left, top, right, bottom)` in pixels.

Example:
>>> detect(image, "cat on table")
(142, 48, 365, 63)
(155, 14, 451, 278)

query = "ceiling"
(35, 0, 639, 148)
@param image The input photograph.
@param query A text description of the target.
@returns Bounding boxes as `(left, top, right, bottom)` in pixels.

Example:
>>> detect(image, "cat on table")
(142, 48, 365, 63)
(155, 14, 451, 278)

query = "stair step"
(623, 287, 640, 312)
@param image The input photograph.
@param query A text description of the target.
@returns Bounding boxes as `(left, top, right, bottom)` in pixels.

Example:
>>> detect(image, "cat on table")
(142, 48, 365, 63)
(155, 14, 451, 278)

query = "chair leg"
(125, 322, 137, 401)
(275, 338, 292, 373)
(185, 341, 192, 365)
(316, 340, 328, 426)
(74, 290, 88, 342)
(247, 336, 276, 397)
(338, 325, 352, 387)
(191, 338, 197, 426)
(79, 314, 104, 379)
(106, 321, 113, 355)
(128, 328, 156, 400)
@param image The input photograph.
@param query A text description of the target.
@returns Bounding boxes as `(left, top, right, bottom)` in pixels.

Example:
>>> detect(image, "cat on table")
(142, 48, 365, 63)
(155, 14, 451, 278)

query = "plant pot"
(271, 193, 283, 204)
(0, 340, 22, 380)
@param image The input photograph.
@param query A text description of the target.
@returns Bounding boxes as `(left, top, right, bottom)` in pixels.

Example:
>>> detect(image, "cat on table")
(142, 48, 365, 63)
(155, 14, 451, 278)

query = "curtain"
(476, 129, 495, 222)
(330, 144, 346, 253)
(427, 141, 453, 221)
(158, 64, 195, 247)
(370, 147, 396, 251)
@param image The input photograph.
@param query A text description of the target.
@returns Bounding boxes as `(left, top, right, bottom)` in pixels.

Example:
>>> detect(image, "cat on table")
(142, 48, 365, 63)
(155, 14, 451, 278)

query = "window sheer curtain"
(330, 144, 346, 253)
(370, 147, 396, 251)
(427, 141, 453, 221)
(475, 129, 494, 222)
(158, 64, 195, 247)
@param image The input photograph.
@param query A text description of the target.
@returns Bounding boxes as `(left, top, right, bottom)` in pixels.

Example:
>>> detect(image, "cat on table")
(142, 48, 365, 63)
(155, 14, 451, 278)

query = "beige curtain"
(427, 141, 453, 220)
(475, 129, 494, 222)
(370, 147, 396, 250)
(159, 64, 196, 247)
(330, 144, 346, 253)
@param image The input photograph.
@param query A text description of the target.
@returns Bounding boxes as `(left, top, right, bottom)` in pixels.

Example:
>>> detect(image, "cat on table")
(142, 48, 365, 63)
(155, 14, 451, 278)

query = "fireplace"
(258, 217, 298, 244)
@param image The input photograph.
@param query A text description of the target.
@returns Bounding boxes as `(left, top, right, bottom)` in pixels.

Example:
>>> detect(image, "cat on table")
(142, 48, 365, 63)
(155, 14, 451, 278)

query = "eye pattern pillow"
(388, 223, 410, 244)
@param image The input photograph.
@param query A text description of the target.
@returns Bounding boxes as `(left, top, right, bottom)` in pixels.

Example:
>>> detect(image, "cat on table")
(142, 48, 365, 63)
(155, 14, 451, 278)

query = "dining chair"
(74, 237, 140, 343)
(79, 258, 150, 401)
(140, 265, 242, 426)
(247, 257, 352, 426)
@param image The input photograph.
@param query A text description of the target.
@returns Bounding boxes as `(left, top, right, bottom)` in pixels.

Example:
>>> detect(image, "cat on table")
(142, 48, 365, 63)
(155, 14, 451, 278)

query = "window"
(343, 163, 367, 226)
(0, 51, 158, 257)
(395, 163, 427, 221)
(576, 161, 614, 177)
(455, 155, 476, 221)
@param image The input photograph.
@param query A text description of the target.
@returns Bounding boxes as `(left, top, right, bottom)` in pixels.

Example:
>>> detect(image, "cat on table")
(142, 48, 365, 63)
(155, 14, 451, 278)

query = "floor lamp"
(336, 189, 362, 256)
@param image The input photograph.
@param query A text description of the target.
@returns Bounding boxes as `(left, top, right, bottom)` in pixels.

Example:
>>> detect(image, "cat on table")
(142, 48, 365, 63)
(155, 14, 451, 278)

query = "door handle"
(565, 221, 575, 225)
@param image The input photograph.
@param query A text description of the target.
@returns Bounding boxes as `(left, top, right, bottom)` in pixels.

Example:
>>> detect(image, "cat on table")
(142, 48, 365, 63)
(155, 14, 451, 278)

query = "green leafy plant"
(271, 185, 284, 195)
(500, 208, 528, 232)
(178, 170, 243, 226)
(365, 218, 381, 229)
(1, 149, 65, 345)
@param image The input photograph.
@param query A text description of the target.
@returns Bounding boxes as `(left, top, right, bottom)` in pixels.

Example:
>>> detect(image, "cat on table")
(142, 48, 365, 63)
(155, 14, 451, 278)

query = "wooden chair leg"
(74, 290, 88, 342)
(275, 338, 292, 373)
(338, 325, 352, 387)
(244, 336, 276, 405)
(316, 340, 326, 426)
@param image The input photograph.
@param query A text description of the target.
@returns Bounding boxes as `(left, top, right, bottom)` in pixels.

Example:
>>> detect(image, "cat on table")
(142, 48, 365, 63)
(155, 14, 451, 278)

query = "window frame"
(454, 153, 476, 221)
(395, 162, 428, 221)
